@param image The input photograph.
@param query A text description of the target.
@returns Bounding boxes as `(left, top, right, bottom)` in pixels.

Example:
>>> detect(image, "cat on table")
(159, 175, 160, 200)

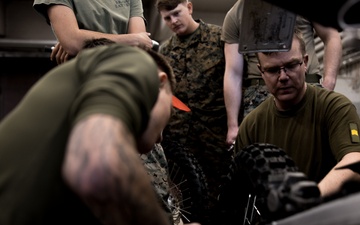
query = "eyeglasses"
(260, 61, 303, 76)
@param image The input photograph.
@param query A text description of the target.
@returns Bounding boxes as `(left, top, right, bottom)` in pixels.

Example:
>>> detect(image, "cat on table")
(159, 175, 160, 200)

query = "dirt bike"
(217, 143, 325, 225)
(217, 143, 360, 225)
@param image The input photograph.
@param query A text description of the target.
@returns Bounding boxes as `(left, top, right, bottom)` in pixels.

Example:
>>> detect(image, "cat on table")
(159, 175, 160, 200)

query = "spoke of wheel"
(169, 178, 188, 190)
(180, 212, 191, 223)
(169, 163, 180, 179)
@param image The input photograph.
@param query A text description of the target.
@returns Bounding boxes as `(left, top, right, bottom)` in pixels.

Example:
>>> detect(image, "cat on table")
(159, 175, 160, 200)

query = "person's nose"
(278, 67, 289, 80)
(277, 66, 287, 75)
(170, 16, 177, 24)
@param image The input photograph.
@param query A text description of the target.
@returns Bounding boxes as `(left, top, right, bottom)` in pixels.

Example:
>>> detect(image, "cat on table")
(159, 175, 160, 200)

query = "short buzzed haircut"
(156, 0, 188, 12)
(83, 38, 116, 49)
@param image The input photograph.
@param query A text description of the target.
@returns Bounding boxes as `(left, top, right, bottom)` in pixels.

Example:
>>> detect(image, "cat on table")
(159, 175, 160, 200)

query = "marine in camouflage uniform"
(160, 19, 232, 220)
(141, 143, 181, 225)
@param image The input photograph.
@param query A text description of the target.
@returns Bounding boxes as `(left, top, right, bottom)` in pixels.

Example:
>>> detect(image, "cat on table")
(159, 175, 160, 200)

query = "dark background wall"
(0, 0, 236, 119)
(0, 0, 359, 120)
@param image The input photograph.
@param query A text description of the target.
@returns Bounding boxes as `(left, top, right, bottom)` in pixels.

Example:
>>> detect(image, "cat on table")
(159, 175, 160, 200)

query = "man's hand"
(226, 125, 239, 147)
(128, 32, 153, 49)
(50, 42, 72, 65)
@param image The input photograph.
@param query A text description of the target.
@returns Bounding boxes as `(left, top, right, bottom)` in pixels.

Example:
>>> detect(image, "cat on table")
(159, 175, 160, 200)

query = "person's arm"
(318, 152, 360, 198)
(128, 16, 147, 33)
(63, 114, 171, 225)
(223, 43, 245, 146)
(313, 22, 342, 91)
(48, 5, 153, 60)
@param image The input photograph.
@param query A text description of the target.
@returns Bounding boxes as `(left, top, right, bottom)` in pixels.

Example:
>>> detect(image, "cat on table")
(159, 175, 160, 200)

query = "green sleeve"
(70, 44, 159, 137)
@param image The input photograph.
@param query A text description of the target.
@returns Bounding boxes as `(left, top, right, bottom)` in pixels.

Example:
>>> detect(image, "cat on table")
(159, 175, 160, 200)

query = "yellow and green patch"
(350, 123, 360, 143)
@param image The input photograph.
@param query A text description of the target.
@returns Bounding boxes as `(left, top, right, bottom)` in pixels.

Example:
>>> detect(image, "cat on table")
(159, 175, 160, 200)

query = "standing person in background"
(33, 0, 154, 64)
(222, 0, 343, 146)
(155, 0, 231, 224)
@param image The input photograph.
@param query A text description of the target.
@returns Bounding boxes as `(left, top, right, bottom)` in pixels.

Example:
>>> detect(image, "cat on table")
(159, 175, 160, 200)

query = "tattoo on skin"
(64, 114, 170, 225)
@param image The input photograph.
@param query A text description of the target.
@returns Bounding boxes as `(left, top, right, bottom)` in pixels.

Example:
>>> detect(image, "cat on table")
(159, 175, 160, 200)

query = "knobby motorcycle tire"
(164, 145, 209, 224)
(217, 143, 302, 225)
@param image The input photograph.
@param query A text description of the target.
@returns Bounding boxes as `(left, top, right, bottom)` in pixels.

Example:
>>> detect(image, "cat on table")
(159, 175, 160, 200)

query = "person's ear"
(187, 1, 193, 14)
(303, 54, 309, 65)
(303, 54, 309, 71)
(258, 64, 266, 79)
(159, 71, 168, 88)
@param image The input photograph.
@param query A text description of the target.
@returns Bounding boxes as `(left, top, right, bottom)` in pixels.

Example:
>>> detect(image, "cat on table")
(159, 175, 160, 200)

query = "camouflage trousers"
(242, 84, 270, 118)
(141, 144, 181, 225)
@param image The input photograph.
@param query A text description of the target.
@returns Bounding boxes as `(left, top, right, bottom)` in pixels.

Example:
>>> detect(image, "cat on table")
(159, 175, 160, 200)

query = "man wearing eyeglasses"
(222, 0, 343, 148)
(235, 28, 360, 199)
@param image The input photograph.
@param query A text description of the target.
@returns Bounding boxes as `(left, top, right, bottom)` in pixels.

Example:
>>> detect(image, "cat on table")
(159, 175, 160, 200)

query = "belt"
(244, 78, 265, 87)
(306, 73, 321, 83)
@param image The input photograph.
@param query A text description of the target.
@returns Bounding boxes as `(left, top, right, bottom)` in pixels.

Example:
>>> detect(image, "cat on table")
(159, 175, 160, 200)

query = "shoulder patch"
(350, 123, 360, 143)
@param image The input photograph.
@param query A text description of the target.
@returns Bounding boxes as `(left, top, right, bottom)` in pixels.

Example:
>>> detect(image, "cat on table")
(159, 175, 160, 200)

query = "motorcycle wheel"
(217, 143, 320, 225)
(164, 144, 209, 224)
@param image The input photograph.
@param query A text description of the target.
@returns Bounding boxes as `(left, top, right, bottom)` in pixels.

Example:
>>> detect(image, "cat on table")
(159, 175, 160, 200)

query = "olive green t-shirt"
(236, 84, 360, 182)
(0, 44, 159, 224)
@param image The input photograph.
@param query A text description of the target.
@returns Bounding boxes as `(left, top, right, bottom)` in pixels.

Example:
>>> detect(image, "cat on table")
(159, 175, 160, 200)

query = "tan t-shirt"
(33, 0, 145, 34)
(221, 0, 321, 78)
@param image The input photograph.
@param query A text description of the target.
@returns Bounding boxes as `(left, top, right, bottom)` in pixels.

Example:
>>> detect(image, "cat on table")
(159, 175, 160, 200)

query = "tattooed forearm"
(63, 114, 171, 225)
